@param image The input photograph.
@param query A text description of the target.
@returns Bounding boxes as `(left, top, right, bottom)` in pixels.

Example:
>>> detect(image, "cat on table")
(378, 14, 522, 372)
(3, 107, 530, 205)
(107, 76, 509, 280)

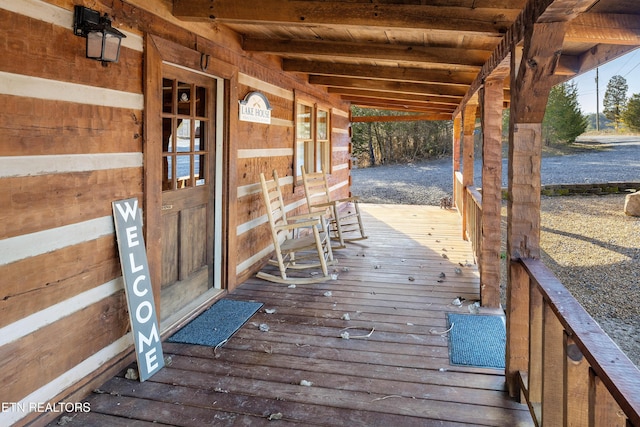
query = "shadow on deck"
(52, 204, 533, 426)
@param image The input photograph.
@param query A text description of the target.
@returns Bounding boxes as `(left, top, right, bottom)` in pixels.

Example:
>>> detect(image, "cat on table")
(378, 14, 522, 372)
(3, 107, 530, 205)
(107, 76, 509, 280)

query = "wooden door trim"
(144, 35, 239, 320)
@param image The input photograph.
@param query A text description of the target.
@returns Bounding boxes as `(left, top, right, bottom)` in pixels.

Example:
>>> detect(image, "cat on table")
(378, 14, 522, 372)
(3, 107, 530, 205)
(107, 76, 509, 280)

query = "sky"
(568, 49, 640, 115)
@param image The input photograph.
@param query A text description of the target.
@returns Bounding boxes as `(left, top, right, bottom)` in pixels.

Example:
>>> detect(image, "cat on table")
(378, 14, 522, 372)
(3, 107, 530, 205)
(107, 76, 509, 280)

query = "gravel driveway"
(351, 135, 640, 368)
(351, 136, 640, 205)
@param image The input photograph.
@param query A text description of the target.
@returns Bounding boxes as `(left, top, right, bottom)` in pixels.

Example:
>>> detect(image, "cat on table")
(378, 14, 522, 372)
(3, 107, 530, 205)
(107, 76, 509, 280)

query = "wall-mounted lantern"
(73, 5, 126, 63)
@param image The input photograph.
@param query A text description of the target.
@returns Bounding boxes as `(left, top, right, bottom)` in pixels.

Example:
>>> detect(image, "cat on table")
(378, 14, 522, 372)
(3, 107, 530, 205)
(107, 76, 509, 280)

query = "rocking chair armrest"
(334, 196, 360, 204)
(309, 201, 338, 209)
(288, 212, 326, 222)
(274, 218, 320, 231)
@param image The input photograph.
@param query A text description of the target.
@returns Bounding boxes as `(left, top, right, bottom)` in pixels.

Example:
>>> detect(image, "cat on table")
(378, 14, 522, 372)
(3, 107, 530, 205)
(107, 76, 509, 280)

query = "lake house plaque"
(239, 91, 272, 124)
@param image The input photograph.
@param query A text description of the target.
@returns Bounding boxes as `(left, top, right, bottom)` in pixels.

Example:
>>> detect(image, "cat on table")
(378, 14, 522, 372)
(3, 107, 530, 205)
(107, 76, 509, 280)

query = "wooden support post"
(505, 20, 567, 396)
(461, 103, 477, 239)
(479, 78, 504, 308)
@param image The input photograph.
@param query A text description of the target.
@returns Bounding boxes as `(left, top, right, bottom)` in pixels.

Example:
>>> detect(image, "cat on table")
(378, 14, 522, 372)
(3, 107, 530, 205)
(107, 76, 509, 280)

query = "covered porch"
(51, 204, 533, 426)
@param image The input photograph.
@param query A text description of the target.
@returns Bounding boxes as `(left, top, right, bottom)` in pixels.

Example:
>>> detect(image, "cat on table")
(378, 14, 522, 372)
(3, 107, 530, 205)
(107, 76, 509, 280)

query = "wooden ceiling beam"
(282, 60, 477, 86)
(343, 96, 455, 113)
(454, 0, 601, 117)
(574, 44, 639, 75)
(244, 38, 490, 68)
(352, 113, 453, 123)
(309, 75, 468, 98)
(327, 88, 462, 107)
(173, 0, 518, 34)
(566, 14, 640, 45)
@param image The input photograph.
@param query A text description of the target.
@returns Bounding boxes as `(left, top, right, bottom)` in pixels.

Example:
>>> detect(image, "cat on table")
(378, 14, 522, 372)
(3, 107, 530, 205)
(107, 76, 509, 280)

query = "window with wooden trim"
(161, 78, 210, 190)
(295, 100, 331, 180)
(316, 107, 330, 172)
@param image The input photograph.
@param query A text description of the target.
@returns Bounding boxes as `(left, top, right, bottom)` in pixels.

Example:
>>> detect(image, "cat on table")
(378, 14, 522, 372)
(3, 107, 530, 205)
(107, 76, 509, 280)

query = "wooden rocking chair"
(256, 170, 335, 284)
(301, 168, 367, 249)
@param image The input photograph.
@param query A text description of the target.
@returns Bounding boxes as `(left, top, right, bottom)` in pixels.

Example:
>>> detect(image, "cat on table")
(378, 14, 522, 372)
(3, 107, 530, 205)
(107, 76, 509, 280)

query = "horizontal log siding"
(0, 292, 129, 403)
(0, 236, 120, 328)
(0, 97, 142, 156)
(0, 2, 143, 425)
(0, 8, 142, 94)
(0, 168, 142, 238)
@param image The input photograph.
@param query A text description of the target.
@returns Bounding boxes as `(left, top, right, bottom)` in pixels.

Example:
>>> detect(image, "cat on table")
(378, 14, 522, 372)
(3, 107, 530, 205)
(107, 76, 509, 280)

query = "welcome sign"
(112, 198, 164, 382)
(239, 91, 272, 124)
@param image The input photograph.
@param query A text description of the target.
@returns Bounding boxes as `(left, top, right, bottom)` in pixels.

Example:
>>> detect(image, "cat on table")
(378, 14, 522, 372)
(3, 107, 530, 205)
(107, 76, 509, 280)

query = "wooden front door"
(159, 65, 216, 322)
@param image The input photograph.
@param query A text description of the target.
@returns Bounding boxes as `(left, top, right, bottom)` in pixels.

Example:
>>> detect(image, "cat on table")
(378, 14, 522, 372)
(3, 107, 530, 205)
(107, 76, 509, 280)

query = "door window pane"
(195, 155, 205, 186)
(176, 155, 190, 188)
(162, 156, 173, 191)
(162, 75, 210, 191)
(162, 118, 173, 152)
(177, 81, 191, 115)
(194, 120, 204, 151)
(195, 86, 206, 117)
(162, 78, 174, 114)
(177, 119, 191, 152)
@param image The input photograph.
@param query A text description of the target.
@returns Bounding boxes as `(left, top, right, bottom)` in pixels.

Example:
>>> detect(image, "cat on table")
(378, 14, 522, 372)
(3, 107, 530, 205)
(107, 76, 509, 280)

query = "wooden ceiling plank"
(174, 0, 519, 35)
(282, 60, 477, 86)
(244, 38, 490, 67)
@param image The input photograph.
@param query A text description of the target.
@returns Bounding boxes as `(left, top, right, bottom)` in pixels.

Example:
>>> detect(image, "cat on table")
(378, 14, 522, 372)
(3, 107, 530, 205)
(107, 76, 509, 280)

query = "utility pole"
(595, 68, 600, 131)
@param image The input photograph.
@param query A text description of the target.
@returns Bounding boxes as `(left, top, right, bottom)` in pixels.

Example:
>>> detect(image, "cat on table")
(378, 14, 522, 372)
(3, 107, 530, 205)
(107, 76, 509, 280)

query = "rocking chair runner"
(256, 170, 335, 284)
(301, 168, 367, 249)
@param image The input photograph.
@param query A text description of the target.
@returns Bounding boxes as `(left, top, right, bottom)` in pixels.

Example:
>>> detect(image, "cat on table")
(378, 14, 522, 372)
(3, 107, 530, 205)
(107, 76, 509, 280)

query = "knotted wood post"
(505, 19, 566, 398)
(479, 77, 505, 308)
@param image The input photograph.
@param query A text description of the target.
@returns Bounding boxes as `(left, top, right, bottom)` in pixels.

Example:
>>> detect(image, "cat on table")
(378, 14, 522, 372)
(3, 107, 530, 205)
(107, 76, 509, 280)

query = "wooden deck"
(52, 204, 533, 426)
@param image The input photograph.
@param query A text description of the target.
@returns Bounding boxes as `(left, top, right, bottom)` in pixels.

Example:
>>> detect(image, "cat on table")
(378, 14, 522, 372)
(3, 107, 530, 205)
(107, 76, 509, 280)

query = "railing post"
(506, 260, 530, 397)
(542, 302, 565, 425)
(565, 334, 589, 426)
(452, 113, 461, 200)
(590, 374, 627, 427)
(461, 102, 477, 240)
(529, 283, 543, 408)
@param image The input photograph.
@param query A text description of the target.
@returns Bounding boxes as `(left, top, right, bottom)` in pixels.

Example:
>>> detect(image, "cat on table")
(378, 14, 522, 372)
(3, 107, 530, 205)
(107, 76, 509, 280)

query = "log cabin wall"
(0, 1, 351, 425)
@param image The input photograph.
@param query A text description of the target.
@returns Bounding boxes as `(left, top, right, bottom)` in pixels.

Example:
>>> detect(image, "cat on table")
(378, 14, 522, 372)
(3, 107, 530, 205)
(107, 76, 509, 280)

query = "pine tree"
(622, 93, 640, 132)
(543, 82, 588, 144)
(603, 75, 628, 131)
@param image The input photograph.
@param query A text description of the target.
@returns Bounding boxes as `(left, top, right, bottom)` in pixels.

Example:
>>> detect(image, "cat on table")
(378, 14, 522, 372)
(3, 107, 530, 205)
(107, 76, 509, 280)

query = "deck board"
(49, 204, 533, 426)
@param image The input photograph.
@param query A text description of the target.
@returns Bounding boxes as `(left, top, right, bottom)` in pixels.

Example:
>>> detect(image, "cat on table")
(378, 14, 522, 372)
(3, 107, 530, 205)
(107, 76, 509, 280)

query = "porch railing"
(465, 187, 482, 263)
(453, 171, 481, 262)
(511, 258, 640, 426)
(456, 172, 640, 424)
